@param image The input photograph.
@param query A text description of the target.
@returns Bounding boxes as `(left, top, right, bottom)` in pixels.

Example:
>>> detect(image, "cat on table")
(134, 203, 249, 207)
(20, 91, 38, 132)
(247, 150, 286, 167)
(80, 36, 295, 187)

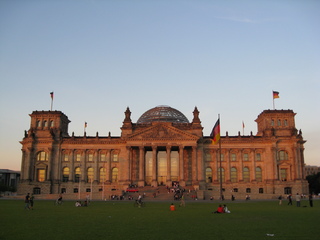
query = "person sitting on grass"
(213, 204, 224, 214)
(170, 203, 176, 211)
(223, 204, 230, 213)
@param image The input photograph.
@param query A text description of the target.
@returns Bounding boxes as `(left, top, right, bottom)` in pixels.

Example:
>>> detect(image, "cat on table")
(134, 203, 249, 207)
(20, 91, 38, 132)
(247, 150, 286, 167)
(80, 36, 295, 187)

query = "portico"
(126, 144, 200, 187)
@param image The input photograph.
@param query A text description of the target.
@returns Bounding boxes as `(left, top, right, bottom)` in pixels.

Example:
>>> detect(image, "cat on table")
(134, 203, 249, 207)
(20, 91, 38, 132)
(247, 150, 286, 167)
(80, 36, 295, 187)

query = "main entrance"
(145, 149, 179, 186)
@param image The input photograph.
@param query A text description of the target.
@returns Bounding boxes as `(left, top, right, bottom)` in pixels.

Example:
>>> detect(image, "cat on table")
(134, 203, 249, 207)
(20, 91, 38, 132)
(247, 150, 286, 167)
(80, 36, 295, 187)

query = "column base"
(138, 180, 145, 187)
(151, 180, 158, 187)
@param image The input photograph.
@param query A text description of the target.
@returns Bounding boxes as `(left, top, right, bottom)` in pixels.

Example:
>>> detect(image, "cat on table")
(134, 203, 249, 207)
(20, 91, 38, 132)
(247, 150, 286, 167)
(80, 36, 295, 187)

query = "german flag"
(273, 91, 279, 99)
(210, 119, 220, 144)
(50, 92, 54, 100)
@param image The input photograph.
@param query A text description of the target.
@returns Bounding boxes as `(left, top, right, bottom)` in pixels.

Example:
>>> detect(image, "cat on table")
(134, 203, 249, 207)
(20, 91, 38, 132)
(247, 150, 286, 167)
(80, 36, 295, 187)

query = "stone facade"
(18, 106, 308, 199)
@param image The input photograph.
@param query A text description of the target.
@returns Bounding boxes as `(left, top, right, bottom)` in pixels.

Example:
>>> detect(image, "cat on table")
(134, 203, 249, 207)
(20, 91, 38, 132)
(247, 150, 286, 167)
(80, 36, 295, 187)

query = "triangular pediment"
(128, 123, 198, 141)
(278, 161, 292, 167)
(35, 162, 47, 168)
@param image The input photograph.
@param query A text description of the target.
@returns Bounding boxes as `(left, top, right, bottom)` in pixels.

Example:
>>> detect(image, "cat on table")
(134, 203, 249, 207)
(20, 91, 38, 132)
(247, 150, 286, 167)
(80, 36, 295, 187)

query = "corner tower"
(255, 109, 298, 137)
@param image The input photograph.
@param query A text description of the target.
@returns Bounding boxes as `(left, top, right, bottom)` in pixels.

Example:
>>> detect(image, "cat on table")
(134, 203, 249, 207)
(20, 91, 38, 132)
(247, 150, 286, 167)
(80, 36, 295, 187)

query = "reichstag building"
(18, 105, 308, 199)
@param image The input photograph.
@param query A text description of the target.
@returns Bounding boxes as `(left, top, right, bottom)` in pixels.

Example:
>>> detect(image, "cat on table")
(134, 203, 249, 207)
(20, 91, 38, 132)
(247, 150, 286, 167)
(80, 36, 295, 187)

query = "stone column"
(250, 149, 255, 182)
(126, 146, 131, 182)
(94, 150, 99, 182)
(166, 145, 171, 185)
(106, 150, 111, 183)
(179, 145, 185, 186)
(138, 146, 145, 187)
(272, 147, 279, 180)
(215, 149, 219, 182)
(192, 146, 197, 183)
(152, 146, 157, 187)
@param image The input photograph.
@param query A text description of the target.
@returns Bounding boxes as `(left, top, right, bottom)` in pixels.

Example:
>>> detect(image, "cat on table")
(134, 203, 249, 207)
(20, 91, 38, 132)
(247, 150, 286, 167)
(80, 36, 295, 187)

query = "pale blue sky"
(0, 0, 319, 170)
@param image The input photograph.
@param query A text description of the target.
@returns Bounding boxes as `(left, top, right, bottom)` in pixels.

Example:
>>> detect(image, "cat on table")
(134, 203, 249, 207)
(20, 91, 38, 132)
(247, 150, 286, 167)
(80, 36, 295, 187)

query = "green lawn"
(0, 199, 319, 240)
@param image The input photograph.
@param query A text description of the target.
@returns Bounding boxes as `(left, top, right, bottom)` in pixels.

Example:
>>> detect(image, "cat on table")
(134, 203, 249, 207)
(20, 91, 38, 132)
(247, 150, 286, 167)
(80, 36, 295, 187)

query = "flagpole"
(272, 90, 275, 110)
(218, 114, 223, 201)
(50, 92, 54, 111)
(84, 122, 87, 135)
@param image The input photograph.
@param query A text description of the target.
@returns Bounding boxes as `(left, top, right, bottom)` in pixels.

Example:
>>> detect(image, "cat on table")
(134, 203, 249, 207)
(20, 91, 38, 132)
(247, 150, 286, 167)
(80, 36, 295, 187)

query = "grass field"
(0, 199, 319, 240)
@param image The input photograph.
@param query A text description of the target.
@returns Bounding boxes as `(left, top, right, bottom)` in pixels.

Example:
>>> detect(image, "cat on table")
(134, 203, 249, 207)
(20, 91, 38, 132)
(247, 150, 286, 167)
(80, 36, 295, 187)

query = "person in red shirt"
(170, 203, 176, 211)
(213, 204, 224, 214)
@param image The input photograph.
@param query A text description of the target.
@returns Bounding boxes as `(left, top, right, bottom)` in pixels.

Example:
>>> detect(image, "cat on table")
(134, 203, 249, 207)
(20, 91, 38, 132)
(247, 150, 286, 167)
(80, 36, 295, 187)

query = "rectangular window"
(259, 188, 264, 194)
(88, 154, 93, 162)
(256, 153, 261, 161)
(112, 154, 118, 162)
(100, 154, 106, 162)
(278, 119, 281, 126)
(76, 154, 81, 162)
(37, 169, 45, 182)
(280, 169, 287, 181)
(62, 176, 68, 182)
(243, 153, 249, 161)
(205, 152, 211, 162)
(64, 154, 69, 162)
(75, 174, 80, 182)
(231, 153, 236, 161)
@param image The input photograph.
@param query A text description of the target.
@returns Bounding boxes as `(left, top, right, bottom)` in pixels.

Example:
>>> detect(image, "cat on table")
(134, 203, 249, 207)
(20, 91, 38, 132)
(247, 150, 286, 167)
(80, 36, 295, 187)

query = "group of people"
(24, 193, 34, 210)
(213, 204, 231, 214)
(280, 193, 314, 207)
(75, 200, 88, 207)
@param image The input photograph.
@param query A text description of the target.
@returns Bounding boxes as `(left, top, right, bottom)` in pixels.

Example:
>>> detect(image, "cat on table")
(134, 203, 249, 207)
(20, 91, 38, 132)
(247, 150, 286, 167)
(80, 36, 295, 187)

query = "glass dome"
(137, 105, 189, 124)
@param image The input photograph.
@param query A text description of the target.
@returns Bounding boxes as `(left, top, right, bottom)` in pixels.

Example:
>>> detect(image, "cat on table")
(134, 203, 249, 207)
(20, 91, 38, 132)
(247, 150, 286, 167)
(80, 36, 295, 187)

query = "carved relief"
(129, 124, 197, 140)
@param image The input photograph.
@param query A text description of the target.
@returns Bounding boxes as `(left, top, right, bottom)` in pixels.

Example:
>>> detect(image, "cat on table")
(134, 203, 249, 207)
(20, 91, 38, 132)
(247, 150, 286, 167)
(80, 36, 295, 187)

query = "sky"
(0, 0, 319, 171)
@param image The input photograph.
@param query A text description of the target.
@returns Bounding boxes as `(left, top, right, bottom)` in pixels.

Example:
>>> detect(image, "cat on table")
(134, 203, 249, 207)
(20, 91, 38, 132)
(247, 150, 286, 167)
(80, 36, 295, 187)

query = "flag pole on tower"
(84, 122, 87, 135)
(50, 92, 54, 111)
(272, 91, 279, 109)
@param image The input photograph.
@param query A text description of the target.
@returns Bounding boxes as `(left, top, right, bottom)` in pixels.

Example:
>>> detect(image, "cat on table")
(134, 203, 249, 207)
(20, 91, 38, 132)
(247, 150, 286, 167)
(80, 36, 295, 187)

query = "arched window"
(231, 167, 237, 183)
(277, 119, 281, 126)
(62, 167, 69, 182)
(217, 167, 225, 183)
(205, 167, 212, 183)
(99, 168, 106, 183)
(37, 151, 48, 161)
(255, 167, 262, 182)
(243, 167, 250, 182)
(50, 120, 54, 127)
(43, 120, 48, 127)
(112, 168, 118, 182)
(75, 167, 81, 182)
(87, 167, 94, 182)
(279, 151, 288, 161)
(37, 120, 41, 128)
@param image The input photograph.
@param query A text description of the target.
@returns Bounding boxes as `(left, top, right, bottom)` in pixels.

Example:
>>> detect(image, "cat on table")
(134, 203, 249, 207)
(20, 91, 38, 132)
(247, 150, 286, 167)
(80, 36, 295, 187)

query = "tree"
(306, 172, 320, 194)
